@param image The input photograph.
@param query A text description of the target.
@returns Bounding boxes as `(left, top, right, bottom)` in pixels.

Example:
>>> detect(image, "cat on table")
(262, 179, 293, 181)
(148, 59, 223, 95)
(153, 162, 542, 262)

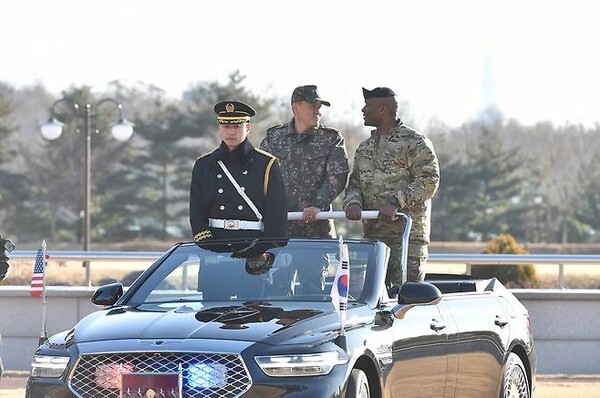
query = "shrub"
(471, 234, 538, 288)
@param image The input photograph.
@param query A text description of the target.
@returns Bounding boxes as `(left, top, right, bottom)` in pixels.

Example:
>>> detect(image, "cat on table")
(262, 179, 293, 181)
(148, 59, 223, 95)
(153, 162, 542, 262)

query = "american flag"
(31, 243, 48, 299)
(330, 239, 350, 327)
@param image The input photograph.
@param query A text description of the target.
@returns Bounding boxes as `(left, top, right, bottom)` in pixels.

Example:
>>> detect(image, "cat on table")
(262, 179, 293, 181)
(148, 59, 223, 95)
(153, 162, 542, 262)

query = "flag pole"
(39, 239, 48, 345)
(333, 236, 348, 352)
(337, 235, 345, 337)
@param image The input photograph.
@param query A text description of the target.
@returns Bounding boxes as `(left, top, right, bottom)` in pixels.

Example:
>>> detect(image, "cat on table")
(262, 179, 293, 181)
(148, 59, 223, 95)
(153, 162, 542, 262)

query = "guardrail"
(10, 250, 600, 289)
(11, 209, 598, 288)
(429, 253, 600, 289)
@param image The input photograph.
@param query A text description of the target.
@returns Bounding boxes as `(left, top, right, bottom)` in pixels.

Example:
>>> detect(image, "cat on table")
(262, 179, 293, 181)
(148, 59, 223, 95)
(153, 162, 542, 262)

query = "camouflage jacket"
(343, 120, 440, 255)
(260, 119, 349, 237)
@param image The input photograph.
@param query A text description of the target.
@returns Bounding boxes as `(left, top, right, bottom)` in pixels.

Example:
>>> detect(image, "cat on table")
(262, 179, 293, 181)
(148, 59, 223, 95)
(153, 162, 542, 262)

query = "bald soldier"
(344, 87, 440, 285)
(190, 100, 287, 243)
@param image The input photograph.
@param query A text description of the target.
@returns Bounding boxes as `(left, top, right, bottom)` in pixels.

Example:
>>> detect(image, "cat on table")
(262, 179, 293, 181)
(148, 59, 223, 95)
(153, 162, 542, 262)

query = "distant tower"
(477, 53, 502, 123)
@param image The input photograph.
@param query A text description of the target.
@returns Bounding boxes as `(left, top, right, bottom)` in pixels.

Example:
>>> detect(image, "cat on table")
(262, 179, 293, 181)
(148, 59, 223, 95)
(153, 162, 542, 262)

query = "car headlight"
(255, 352, 347, 377)
(30, 355, 70, 378)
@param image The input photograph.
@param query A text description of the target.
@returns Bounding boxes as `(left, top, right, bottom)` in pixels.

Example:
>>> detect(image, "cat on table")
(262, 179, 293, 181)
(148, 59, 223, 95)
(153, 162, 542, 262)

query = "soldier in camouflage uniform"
(260, 85, 349, 237)
(344, 87, 440, 285)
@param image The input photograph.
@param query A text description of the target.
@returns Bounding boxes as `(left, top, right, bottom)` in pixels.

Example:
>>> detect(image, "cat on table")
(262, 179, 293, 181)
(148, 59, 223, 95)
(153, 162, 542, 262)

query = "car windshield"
(126, 238, 380, 305)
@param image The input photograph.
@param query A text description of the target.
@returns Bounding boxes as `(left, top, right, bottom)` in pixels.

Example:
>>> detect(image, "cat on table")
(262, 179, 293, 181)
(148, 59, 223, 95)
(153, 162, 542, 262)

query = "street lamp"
(40, 98, 134, 286)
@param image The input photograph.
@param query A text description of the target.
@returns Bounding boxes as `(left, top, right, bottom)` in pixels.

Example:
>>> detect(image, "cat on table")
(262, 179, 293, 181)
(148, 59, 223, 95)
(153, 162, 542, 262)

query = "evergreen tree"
(432, 122, 525, 241)
(0, 82, 32, 236)
(103, 81, 198, 240)
(431, 153, 481, 241)
(465, 125, 524, 240)
(573, 156, 600, 243)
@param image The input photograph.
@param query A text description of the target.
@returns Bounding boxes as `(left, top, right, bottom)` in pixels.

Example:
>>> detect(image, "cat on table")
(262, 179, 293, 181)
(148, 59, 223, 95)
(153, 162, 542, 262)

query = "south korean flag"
(330, 236, 350, 327)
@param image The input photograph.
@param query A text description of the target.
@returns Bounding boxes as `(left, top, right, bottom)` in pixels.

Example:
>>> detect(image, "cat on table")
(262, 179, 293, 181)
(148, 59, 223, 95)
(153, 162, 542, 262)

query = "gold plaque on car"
(120, 373, 181, 397)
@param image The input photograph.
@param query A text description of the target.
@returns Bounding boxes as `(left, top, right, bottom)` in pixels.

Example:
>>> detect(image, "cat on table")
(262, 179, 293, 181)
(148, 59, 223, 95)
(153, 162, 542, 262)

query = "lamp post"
(533, 195, 543, 243)
(40, 98, 134, 286)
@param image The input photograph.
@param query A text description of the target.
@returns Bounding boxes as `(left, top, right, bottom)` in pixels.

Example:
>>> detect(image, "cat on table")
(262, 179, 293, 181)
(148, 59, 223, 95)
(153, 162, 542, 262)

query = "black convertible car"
(25, 237, 535, 397)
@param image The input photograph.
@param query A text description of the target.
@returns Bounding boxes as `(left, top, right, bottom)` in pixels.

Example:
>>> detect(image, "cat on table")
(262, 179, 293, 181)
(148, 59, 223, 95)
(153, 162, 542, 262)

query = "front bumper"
(26, 364, 350, 398)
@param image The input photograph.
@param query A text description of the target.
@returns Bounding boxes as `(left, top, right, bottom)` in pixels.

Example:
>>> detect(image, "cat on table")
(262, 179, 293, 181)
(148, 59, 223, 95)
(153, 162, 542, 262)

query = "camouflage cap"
(362, 87, 396, 99)
(291, 85, 331, 106)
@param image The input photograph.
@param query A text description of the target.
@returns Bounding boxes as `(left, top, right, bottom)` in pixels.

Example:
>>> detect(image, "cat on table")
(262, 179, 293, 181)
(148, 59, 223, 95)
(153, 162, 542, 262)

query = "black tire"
(346, 368, 370, 398)
(500, 352, 530, 398)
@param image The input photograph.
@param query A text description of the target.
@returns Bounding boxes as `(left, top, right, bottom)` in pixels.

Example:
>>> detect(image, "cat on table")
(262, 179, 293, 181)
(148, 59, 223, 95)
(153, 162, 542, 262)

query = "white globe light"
(40, 117, 65, 140)
(110, 119, 134, 141)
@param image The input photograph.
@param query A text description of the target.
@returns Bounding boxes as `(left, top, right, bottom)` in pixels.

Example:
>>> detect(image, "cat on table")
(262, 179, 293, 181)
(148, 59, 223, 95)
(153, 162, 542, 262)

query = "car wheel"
(501, 352, 530, 398)
(346, 368, 370, 398)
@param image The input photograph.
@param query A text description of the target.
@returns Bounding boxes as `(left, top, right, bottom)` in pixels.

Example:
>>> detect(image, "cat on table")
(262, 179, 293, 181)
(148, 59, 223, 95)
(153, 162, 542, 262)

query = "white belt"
(209, 218, 264, 231)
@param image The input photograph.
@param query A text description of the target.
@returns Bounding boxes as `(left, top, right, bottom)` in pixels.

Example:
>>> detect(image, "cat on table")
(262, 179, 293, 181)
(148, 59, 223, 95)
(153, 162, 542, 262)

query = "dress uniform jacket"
(190, 139, 287, 241)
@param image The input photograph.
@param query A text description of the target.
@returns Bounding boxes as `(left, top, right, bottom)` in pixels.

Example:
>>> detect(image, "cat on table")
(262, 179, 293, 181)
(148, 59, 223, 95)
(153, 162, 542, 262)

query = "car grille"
(69, 352, 251, 398)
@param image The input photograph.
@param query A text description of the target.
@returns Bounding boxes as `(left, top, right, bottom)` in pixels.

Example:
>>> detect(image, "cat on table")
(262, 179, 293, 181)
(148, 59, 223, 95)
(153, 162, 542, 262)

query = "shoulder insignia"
(264, 156, 277, 196)
(194, 230, 212, 241)
(254, 147, 277, 159)
(196, 150, 213, 161)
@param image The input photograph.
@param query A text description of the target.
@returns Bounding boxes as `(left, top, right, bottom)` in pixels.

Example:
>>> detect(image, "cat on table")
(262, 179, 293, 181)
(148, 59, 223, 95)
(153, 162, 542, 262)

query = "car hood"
(72, 301, 361, 346)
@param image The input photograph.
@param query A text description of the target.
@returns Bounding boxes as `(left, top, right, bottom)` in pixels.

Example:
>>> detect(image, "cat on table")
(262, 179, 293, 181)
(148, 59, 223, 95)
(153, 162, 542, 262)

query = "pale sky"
(3, 0, 599, 129)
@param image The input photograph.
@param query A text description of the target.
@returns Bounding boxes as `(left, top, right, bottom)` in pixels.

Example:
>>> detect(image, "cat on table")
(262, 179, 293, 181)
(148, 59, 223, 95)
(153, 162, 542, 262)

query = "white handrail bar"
(287, 210, 381, 220)
(289, 210, 412, 284)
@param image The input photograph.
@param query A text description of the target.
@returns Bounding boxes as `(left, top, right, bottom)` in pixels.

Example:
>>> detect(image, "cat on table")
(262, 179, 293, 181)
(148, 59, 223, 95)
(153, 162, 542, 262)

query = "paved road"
(2, 374, 600, 397)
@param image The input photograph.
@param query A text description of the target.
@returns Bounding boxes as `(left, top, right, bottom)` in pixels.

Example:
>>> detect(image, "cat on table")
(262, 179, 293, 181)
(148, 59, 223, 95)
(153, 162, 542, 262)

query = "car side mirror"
(392, 282, 442, 319)
(92, 283, 124, 306)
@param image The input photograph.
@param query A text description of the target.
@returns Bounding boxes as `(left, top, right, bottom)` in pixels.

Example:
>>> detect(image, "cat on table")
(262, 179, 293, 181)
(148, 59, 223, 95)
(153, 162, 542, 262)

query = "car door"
(438, 292, 509, 397)
(383, 301, 450, 398)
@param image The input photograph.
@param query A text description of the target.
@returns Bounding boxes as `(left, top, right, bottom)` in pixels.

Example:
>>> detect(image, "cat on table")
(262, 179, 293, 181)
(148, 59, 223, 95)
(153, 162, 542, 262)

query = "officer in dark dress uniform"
(190, 100, 287, 249)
